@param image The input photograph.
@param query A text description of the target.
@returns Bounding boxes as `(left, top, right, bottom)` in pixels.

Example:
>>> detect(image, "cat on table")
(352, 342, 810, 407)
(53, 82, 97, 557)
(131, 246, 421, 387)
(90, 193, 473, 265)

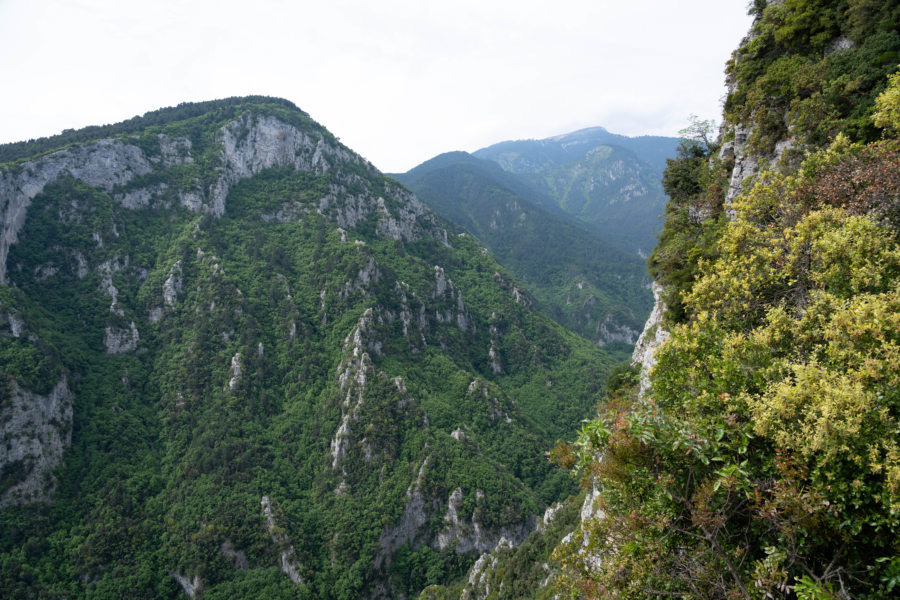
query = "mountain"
(397, 151, 565, 219)
(545, 2, 900, 599)
(474, 126, 677, 174)
(394, 151, 652, 352)
(0, 97, 619, 598)
(420, 4, 900, 599)
(474, 128, 680, 254)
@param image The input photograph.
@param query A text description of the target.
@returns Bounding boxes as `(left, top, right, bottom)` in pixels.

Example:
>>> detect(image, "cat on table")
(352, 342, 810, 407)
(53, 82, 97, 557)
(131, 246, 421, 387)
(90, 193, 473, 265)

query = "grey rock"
(171, 573, 202, 599)
(7, 311, 24, 338)
(0, 377, 73, 507)
(375, 457, 430, 569)
(73, 251, 89, 278)
(114, 184, 167, 209)
(204, 114, 367, 218)
(163, 260, 183, 307)
(435, 487, 537, 554)
(158, 134, 194, 166)
(631, 282, 670, 396)
(595, 314, 640, 346)
(104, 322, 139, 354)
(721, 125, 758, 214)
(228, 352, 242, 391)
(261, 495, 304, 584)
(0, 139, 151, 284)
(826, 36, 854, 55)
(220, 541, 249, 570)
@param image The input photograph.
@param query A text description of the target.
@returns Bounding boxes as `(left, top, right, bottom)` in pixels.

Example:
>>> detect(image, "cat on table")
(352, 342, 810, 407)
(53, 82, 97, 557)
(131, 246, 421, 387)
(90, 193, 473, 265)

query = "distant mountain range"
(394, 127, 677, 349)
(393, 151, 653, 349)
(473, 127, 679, 255)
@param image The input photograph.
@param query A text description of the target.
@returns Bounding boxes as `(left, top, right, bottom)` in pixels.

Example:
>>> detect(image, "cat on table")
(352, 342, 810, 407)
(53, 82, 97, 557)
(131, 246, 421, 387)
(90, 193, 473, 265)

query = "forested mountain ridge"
(473, 128, 679, 254)
(553, 1, 900, 598)
(0, 98, 620, 598)
(474, 127, 677, 176)
(394, 151, 652, 353)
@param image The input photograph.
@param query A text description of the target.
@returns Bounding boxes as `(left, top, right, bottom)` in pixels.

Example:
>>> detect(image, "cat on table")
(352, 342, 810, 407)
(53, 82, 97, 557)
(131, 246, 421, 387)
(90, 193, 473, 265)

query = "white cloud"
(0, 0, 752, 171)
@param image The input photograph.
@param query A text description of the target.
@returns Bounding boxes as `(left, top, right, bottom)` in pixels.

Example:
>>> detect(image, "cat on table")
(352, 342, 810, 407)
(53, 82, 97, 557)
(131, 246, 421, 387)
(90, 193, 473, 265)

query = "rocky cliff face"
(0, 377, 73, 507)
(0, 139, 152, 284)
(0, 112, 443, 511)
(717, 122, 795, 218)
(630, 282, 669, 395)
(0, 112, 442, 289)
(0, 99, 611, 599)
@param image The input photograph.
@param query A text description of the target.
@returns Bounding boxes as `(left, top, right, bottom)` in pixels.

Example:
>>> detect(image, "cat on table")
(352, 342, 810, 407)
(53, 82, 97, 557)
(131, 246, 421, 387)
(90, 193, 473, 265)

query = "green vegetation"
(557, 8, 900, 595)
(473, 128, 679, 255)
(648, 117, 730, 324)
(0, 99, 618, 598)
(0, 96, 306, 164)
(396, 152, 652, 355)
(725, 0, 900, 154)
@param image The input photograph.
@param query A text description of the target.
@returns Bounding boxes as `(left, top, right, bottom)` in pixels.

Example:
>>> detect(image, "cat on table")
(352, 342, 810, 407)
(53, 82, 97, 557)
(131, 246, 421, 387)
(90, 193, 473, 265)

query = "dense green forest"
(4, 2, 900, 599)
(395, 151, 652, 353)
(557, 1, 900, 598)
(0, 98, 619, 598)
(473, 128, 678, 255)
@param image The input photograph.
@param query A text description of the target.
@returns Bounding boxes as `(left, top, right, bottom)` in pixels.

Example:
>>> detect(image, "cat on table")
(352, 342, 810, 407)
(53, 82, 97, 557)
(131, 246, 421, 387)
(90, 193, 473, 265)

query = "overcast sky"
(0, 0, 753, 172)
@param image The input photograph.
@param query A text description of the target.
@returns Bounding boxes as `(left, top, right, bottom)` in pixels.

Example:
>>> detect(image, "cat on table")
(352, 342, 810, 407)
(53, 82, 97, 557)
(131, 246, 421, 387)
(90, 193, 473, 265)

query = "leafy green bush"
(559, 112, 900, 598)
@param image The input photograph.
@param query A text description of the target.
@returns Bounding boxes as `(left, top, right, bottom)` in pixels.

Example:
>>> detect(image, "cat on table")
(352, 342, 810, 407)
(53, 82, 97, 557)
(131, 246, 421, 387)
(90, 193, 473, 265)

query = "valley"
(2, 1, 900, 598)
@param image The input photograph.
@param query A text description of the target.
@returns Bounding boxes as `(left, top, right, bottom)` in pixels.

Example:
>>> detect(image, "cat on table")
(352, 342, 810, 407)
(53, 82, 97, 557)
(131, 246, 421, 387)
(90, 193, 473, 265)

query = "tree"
(874, 67, 900, 133)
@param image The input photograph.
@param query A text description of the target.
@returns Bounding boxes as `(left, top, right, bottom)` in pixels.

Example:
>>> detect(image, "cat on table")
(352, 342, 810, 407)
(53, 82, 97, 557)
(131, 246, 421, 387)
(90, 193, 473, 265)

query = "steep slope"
(474, 126, 677, 175)
(474, 128, 679, 254)
(0, 98, 618, 599)
(396, 151, 565, 221)
(394, 152, 652, 353)
(554, 2, 900, 599)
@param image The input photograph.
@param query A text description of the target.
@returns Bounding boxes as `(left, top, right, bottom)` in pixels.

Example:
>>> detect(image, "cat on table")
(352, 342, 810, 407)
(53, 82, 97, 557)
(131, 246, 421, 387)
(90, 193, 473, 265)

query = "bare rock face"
(719, 126, 758, 215)
(719, 125, 796, 219)
(450, 499, 567, 600)
(331, 308, 377, 470)
(0, 111, 448, 291)
(434, 487, 537, 554)
(157, 134, 194, 166)
(261, 495, 304, 584)
(163, 260, 183, 307)
(104, 321, 139, 354)
(171, 573, 202, 599)
(4, 310, 25, 338)
(375, 187, 430, 243)
(219, 540, 249, 570)
(0, 139, 151, 284)
(206, 114, 363, 217)
(375, 457, 430, 569)
(595, 314, 640, 346)
(0, 377, 74, 507)
(825, 36, 854, 55)
(457, 549, 505, 600)
(228, 352, 242, 391)
(631, 282, 669, 396)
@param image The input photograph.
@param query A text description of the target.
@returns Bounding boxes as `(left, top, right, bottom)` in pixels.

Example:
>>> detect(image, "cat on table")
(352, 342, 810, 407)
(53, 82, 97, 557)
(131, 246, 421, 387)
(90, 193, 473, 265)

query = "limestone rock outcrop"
(0, 377, 73, 506)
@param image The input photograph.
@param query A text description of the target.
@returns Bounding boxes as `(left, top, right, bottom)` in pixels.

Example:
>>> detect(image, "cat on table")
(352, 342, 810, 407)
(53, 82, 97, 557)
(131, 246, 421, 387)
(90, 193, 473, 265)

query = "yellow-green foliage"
(560, 99, 900, 597)
(874, 67, 900, 132)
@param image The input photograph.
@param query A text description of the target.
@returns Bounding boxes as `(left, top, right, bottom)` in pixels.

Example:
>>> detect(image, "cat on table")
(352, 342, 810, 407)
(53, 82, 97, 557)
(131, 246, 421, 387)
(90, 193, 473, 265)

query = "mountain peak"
(0, 96, 311, 165)
(0, 98, 618, 598)
(546, 126, 609, 142)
